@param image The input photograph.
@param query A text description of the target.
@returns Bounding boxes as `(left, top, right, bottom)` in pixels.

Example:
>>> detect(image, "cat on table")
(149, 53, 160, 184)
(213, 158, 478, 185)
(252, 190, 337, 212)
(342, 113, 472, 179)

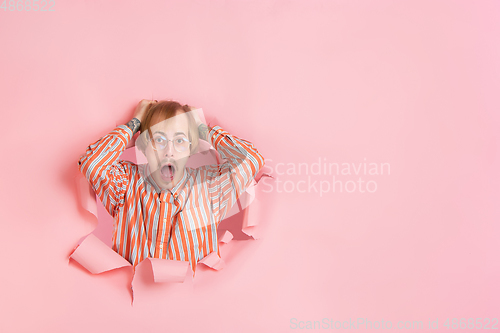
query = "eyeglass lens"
(152, 135, 190, 152)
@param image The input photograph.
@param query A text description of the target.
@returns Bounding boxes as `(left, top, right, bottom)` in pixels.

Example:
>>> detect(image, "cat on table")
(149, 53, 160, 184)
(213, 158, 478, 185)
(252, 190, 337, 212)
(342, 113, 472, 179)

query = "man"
(78, 99, 265, 273)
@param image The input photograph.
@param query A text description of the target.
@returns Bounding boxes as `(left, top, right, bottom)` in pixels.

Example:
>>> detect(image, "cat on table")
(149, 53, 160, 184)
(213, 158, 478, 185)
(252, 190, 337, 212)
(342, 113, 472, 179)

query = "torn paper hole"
(72, 114, 273, 302)
(73, 171, 270, 271)
(69, 233, 132, 274)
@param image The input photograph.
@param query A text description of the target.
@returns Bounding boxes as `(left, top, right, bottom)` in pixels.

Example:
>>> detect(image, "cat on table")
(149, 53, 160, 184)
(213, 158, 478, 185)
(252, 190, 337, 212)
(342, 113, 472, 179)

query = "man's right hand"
(133, 99, 157, 123)
(126, 99, 157, 136)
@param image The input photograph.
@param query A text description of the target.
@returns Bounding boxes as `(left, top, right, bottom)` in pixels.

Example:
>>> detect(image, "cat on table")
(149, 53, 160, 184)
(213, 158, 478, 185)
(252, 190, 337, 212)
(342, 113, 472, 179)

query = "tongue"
(161, 165, 174, 179)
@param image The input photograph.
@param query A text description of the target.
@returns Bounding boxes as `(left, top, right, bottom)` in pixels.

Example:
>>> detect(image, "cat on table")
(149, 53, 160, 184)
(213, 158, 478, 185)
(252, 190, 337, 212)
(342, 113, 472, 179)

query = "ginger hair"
(136, 100, 199, 155)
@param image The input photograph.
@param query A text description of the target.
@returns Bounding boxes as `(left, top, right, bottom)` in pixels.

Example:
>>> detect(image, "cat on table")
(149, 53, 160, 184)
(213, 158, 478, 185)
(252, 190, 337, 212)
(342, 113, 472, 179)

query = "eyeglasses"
(149, 134, 191, 153)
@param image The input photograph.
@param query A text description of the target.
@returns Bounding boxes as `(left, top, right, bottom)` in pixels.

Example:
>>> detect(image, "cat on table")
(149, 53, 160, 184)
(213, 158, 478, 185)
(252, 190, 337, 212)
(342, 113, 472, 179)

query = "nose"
(164, 140, 175, 156)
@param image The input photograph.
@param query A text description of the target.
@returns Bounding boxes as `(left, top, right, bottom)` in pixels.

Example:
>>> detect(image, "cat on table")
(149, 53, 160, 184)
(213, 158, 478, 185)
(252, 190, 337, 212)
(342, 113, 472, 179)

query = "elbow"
(78, 154, 95, 178)
(77, 158, 84, 173)
(256, 152, 265, 175)
(250, 150, 265, 178)
(77, 155, 87, 174)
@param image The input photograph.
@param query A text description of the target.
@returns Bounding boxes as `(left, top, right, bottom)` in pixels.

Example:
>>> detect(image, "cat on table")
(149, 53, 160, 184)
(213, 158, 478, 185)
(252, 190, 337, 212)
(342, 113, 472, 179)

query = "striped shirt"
(78, 124, 264, 273)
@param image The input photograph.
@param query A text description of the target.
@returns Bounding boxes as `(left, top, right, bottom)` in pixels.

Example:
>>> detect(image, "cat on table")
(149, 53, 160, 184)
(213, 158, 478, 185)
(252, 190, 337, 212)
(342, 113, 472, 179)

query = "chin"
(159, 180, 173, 190)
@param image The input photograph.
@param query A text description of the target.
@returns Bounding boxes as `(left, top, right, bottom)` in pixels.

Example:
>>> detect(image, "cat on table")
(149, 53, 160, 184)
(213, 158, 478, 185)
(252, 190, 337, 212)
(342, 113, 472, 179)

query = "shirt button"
(163, 218, 167, 223)
(159, 244, 163, 249)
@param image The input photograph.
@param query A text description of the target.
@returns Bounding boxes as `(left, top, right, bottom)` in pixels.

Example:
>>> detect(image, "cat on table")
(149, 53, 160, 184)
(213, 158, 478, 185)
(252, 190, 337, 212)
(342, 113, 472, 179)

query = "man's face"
(143, 111, 191, 191)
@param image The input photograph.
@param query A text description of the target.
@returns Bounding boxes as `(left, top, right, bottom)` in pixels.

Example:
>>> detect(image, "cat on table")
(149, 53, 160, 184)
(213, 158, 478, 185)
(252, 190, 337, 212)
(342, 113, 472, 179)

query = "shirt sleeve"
(78, 125, 134, 218)
(203, 125, 265, 221)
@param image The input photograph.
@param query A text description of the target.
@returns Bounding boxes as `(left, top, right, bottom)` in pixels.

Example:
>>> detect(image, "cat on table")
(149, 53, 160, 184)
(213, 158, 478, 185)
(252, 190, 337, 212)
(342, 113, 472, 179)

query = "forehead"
(149, 112, 189, 135)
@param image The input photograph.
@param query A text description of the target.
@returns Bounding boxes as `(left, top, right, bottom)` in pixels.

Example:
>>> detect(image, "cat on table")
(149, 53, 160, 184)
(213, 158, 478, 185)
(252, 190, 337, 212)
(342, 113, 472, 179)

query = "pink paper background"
(1, 0, 499, 332)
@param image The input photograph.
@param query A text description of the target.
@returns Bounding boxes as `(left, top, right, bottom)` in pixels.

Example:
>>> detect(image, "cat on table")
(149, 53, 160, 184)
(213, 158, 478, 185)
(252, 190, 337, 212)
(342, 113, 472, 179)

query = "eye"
(154, 137, 165, 144)
(175, 138, 186, 144)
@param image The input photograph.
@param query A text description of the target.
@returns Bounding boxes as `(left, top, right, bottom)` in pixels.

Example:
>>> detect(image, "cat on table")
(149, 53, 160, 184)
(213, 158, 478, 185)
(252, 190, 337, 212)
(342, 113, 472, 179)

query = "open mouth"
(160, 163, 176, 182)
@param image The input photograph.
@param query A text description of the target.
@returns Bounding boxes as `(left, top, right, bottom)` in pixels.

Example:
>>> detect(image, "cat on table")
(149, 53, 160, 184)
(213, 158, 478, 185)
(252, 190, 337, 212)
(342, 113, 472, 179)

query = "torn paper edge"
(72, 128, 273, 303)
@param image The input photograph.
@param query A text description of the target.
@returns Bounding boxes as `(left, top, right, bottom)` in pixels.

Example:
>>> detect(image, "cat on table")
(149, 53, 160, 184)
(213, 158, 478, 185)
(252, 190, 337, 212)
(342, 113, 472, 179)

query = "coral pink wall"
(1, 0, 499, 332)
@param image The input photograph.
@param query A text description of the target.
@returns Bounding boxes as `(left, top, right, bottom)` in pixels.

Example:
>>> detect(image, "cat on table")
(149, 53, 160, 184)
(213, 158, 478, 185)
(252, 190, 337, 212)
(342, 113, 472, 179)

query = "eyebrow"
(153, 131, 187, 137)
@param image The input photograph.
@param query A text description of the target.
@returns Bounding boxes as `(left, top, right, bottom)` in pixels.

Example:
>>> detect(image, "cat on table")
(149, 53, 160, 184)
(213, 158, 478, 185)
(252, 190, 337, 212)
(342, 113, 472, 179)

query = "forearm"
(78, 125, 133, 176)
(78, 125, 132, 216)
(208, 126, 265, 180)
(205, 126, 265, 215)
